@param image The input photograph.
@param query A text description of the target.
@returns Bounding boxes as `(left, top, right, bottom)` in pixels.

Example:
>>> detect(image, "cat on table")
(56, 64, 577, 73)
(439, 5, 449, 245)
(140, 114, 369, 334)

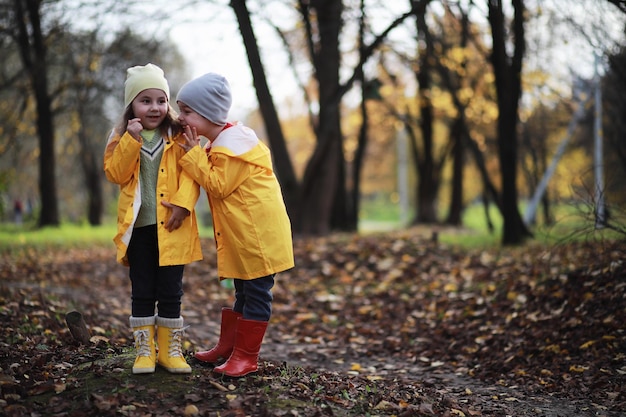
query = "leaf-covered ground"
(1, 228, 625, 416)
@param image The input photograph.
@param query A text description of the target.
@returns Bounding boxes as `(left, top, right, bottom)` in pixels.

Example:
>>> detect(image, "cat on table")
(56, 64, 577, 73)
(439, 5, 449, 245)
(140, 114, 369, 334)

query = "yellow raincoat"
(179, 124, 294, 280)
(104, 130, 203, 267)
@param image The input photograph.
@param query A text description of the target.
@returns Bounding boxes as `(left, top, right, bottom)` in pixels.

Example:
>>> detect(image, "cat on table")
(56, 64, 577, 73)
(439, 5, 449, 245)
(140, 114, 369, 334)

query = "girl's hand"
(161, 201, 190, 232)
(127, 118, 143, 142)
(178, 125, 201, 152)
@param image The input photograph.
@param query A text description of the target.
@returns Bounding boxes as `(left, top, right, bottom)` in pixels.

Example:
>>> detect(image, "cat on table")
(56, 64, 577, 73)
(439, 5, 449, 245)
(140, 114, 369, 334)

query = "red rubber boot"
(213, 318, 268, 377)
(194, 308, 242, 363)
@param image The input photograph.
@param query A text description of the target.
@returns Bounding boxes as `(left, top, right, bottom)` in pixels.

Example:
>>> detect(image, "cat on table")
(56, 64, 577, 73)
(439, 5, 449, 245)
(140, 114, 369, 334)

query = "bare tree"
(440, 3, 471, 226)
(61, 28, 168, 225)
(294, 0, 346, 235)
(434, 1, 502, 227)
(66, 31, 106, 226)
(230, 0, 299, 220)
(11, 0, 59, 226)
(230, 0, 414, 235)
(487, 0, 532, 244)
(296, 1, 418, 234)
(412, 0, 444, 224)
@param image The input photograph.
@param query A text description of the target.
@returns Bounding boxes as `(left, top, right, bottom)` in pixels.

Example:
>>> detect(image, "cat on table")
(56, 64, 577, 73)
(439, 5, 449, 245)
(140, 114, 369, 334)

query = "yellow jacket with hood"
(179, 123, 294, 280)
(103, 129, 203, 267)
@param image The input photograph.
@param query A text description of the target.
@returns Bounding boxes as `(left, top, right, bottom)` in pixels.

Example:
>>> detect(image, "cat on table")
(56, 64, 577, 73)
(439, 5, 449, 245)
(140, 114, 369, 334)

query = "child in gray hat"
(176, 73, 294, 377)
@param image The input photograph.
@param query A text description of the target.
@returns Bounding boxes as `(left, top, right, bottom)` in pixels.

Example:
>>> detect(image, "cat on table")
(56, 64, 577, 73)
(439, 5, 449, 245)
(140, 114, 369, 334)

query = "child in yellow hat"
(104, 63, 203, 374)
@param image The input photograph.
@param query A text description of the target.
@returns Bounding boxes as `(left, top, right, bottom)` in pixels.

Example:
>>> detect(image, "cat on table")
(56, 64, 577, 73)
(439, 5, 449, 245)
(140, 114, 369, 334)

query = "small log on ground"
(65, 311, 91, 344)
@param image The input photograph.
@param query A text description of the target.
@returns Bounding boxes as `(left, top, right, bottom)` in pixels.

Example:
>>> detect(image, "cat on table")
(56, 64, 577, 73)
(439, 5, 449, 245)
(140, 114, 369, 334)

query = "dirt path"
(188, 323, 617, 417)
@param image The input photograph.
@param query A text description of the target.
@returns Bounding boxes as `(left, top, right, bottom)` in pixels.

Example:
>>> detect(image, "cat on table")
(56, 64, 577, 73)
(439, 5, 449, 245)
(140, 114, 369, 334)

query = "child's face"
(131, 88, 168, 130)
(177, 102, 211, 136)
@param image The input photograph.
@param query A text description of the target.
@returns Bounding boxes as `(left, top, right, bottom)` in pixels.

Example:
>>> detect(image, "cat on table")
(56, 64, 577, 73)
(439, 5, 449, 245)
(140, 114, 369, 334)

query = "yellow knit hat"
(124, 63, 170, 108)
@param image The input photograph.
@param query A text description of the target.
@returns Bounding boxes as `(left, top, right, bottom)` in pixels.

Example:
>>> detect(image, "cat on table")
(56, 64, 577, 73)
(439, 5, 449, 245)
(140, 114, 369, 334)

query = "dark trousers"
(232, 275, 274, 321)
(127, 225, 184, 318)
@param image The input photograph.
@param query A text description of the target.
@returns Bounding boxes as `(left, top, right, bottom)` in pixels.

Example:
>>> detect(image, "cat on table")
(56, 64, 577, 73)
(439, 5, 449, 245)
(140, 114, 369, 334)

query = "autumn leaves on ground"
(1, 229, 625, 416)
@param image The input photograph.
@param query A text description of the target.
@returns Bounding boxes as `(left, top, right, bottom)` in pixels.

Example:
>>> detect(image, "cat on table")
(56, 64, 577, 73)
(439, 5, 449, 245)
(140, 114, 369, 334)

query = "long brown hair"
(113, 103, 183, 138)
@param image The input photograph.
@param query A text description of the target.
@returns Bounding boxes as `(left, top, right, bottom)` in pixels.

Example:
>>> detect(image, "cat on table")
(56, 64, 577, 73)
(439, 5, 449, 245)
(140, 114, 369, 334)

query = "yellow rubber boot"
(129, 316, 156, 374)
(156, 316, 191, 374)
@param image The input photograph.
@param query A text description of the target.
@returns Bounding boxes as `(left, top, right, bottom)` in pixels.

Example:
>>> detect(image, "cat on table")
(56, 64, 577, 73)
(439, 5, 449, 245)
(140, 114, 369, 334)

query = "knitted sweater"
(135, 130, 164, 227)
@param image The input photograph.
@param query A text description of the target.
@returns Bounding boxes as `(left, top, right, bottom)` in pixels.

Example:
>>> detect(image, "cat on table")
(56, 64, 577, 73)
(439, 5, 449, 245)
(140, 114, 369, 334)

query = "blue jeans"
(127, 225, 184, 318)
(232, 275, 274, 321)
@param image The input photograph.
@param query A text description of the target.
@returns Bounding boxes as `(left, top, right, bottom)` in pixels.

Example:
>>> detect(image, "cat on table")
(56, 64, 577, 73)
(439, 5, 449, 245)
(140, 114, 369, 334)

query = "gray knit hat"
(177, 73, 232, 126)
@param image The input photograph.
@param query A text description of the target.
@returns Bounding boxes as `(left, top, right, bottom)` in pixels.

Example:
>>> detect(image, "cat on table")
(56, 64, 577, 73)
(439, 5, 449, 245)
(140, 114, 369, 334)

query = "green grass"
(441, 202, 624, 248)
(0, 199, 621, 251)
(359, 197, 624, 249)
(0, 223, 115, 250)
(0, 222, 215, 252)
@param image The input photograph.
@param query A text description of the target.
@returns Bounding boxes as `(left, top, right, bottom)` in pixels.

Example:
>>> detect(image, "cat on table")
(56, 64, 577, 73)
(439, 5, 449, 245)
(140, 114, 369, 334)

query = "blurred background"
(1, 0, 625, 245)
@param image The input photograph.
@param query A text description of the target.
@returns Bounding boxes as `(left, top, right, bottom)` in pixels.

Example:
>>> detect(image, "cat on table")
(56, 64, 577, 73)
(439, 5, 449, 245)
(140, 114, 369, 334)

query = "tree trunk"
(482, 192, 495, 233)
(415, 164, 439, 223)
(330, 140, 349, 232)
(298, 0, 345, 235)
(446, 117, 464, 225)
(68, 40, 104, 226)
(350, 89, 367, 232)
(230, 0, 299, 221)
(347, 0, 369, 232)
(541, 191, 553, 226)
(78, 130, 103, 226)
(233, 0, 414, 235)
(14, 0, 59, 227)
(300, 104, 344, 235)
(413, 6, 439, 224)
(488, 0, 531, 245)
(441, 4, 470, 226)
(34, 73, 58, 227)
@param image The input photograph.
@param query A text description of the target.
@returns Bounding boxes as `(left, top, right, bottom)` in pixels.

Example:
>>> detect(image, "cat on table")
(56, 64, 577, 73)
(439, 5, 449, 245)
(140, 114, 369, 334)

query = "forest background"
(1, 0, 626, 245)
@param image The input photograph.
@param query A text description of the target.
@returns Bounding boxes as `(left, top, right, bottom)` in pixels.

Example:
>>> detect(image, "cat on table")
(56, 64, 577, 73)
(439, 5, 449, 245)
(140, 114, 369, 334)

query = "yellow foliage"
(431, 87, 456, 118)
(89, 58, 100, 72)
(543, 344, 562, 354)
(553, 148, 591, 199)
(569, 365, 588, 373)
(579, 340, 595, 349)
